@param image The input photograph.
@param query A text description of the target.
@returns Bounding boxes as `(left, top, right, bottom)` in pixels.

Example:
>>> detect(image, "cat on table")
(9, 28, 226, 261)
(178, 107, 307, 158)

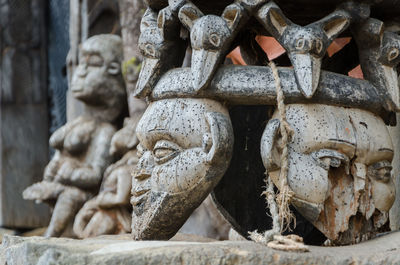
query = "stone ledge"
(1, 232, 400, 265)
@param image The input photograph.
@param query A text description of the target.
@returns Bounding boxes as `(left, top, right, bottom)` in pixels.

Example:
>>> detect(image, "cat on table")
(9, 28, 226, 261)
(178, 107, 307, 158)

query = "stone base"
(1, 232, 400, 265)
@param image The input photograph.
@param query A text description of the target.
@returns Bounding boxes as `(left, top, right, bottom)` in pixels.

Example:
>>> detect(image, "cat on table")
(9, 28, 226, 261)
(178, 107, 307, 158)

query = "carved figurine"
(261, 104, 395, 244)
(23, 35, 126, 237)
(255, 1, 351, 98)
(352, 18, 400, 111)
(73, 117, 141, 238)
(131, 98, 233, 240)
(178, 1, 247, 92)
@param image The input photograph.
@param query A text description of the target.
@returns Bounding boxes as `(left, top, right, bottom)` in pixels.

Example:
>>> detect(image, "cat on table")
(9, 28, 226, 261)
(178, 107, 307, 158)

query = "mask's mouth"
(71, 83, 84, 93)
(131, 170, 152, 213)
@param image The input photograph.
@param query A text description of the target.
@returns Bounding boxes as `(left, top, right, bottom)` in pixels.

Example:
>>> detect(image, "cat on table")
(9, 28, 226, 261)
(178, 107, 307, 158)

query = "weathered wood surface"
(0, 0, 51, 228)
(151, 66, 395, 124)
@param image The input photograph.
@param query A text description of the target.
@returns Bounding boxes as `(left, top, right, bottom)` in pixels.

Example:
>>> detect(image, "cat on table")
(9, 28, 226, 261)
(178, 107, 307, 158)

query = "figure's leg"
(44, 188, 90, 237)
(73, 198, 98, 238)
(82, 211, 116, 238)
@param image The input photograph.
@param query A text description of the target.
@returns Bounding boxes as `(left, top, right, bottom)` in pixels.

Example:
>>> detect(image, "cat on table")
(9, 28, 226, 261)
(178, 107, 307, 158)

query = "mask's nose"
(135, 151, 154, 180)
(76, 63, 88, 78)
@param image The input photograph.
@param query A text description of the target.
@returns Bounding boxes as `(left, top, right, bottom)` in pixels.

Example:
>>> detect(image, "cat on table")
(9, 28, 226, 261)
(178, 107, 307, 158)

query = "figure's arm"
(23, 181, 66, 202)
(43, 151, 61, 182)
(65, 125, 116, 189)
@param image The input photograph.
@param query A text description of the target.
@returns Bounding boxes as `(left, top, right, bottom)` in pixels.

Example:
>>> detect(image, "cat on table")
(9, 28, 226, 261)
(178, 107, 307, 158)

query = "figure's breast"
(64, 119, 97, 155)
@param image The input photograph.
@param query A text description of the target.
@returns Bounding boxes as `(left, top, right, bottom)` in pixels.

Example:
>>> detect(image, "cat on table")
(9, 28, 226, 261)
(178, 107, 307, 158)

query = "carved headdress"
(134, 0, 400, 245)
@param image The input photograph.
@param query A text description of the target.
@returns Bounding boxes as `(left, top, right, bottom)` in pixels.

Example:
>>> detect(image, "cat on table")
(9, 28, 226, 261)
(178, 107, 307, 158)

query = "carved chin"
(71, 85, 89, 100)
(131, 191, 199, 240)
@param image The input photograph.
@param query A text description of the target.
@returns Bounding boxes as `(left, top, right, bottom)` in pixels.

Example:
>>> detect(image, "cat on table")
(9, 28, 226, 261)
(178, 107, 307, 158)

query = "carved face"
(71, 34, 124, 105)
(261, 104, 395, 243)
(131, 98, 233, 240)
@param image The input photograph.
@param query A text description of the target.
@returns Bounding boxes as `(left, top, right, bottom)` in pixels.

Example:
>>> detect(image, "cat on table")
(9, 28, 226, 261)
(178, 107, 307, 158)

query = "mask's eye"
(312, 149, 350, 173)
(87, 54, 104, 67)
(209, 33, 221, 47)
(370, 161, 392, 182)
(145, 44, 156, 57)
(153, 140, 181, 164)
(296, 38, 305, 50)
(388, 48, 399, 61)
(315, 39, 323, 54)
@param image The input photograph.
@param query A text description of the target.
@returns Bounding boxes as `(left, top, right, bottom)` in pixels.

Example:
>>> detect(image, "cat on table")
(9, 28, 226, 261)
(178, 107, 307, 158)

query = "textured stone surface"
(2, 232, 400, 265)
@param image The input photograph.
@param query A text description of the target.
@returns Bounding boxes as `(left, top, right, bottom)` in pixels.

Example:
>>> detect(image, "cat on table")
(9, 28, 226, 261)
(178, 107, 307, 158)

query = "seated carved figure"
(261, 104, 395, 244)
(131, 98, 234, 240)
(73, 117, 140, 238)
(23, 34, 126, 237)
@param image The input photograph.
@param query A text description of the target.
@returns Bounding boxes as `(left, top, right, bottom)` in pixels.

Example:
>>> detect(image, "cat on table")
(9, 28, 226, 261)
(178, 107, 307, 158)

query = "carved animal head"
(353, 18, 400, 111)
(135, 7, 186, 98)
(379, 31, 400, 110)
(179, 2, 244, 91)
(256, 2, 350, 98)
(379, 32, 400, 67)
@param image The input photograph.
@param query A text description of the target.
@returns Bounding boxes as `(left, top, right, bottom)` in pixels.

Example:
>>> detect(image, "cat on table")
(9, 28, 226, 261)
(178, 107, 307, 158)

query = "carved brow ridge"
(148, 128, 168, 132)
(379, 148, 394, 153)
(328, 138, 356, 146)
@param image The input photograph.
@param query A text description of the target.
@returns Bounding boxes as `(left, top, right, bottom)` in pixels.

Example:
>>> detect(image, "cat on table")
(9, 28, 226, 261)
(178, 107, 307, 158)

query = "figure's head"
(261, 104, 395, 242)
(71, 34, 126, 121)
(131, 98, 233, 240)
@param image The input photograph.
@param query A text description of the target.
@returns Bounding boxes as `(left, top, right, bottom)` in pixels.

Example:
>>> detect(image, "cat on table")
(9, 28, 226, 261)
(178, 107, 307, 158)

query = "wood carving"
(23, 35, 126, 237)
(131, 1, 400, 245)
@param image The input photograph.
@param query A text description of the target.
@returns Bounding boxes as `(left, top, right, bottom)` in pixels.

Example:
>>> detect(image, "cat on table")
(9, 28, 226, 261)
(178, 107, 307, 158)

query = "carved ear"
(158, 7, 172, 39)
(204, 112, 234, 164)
(257, 2, 292, 37)
(317, 10, 351, 40)
(141, 8, 158, 32)
(260, 119, 281, 171)
(222, 4, 244, 31)
(178, 2, 204, 30)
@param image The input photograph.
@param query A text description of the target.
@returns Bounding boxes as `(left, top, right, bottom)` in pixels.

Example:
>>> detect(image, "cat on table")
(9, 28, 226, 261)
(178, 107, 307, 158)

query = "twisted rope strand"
(249, 61, 308, 252)
(269, 61, 295, 233)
